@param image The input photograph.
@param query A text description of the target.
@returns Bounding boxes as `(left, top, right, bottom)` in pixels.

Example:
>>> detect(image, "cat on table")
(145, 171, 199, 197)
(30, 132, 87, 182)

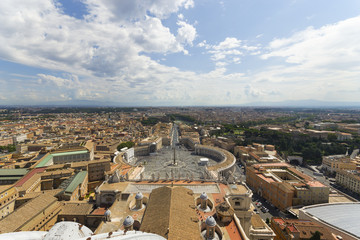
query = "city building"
(313, 122, 338, 130)
(246, 163, 329, 210)
(299, 203, 360, 240)
(336, 132, 352, 141)
(194, 145, 236, 180)
(58, 171, 88, 201)
(139, 186, 201, 239)
(322, 153, 359, 174)
(234, 143, 282, 166)
(33, 148, 91, 168)
(57, 202, 103, 230)
(0, 185, 17, 219)
(271, 217, 336, 240)
(94, 178, 270, 240)
(227, 183, 253, 236)
(14, 167, 45, 196)
(335, 170, 360, 194)
(249, 214, 276, 240)
(40, 168, 75, 190)
(87, 159, 111, 182)
(0, 191, 61, 233)
(51, 149, 90, 164)
(14, 189, 62, 209)
(120, 147, 134, 163)
(0, 168, 28, 185)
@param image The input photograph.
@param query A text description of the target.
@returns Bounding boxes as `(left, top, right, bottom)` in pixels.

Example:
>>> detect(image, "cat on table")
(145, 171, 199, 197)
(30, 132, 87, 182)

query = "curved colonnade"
(194, 144, 236, 179)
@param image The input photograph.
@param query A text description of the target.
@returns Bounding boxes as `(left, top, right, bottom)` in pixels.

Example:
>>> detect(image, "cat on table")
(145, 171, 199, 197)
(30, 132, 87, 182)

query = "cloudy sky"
(0, 0, 360, 106)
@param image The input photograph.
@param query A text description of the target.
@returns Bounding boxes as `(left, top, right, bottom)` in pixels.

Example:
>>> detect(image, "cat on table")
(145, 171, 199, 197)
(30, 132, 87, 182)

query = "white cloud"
(213, 37, 241, 50)
(244, 84, 263, 98)
(262, 16, 360, 70)
(1, 1, 360, 105)
(215, 61, 227, 67)
(176, 20, 197, 46)
(255, 15, 360, 103)
(199, 37, 258, 67)
(0, 0, 200, 103)
(0, 0, 196, 77)
(37, 74, 79, 88)
(83, 0, 194, 21)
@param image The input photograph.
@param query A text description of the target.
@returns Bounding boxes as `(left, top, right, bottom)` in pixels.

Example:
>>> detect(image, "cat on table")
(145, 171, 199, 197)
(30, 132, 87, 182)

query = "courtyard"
(135, 145, 219, 180)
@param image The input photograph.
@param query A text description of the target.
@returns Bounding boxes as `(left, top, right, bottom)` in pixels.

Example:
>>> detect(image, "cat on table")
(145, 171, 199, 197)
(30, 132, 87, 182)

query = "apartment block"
(246, 163, 329, 210)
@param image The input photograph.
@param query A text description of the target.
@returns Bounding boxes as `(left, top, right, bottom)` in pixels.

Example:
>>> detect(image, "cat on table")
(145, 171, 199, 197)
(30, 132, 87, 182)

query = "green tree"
(0, 144, 16, 153)
(117, 141, 135, 150)
(327, 133, 337, 142)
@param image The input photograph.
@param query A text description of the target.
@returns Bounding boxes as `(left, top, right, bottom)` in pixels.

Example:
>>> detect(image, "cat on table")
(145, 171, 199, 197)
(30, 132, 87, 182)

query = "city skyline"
(1, 0, 360, 106)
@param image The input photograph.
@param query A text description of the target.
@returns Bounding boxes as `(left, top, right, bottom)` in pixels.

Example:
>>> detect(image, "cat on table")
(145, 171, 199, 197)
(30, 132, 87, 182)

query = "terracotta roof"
(288, 167, 312, 181)
(215, 201, 234, 217)
(43, 163, 66, 171)
(253, 162, 290, 168)
(14, 167, 45, 187)
(251, 214, 266, 229)
(59, 202, 93, 215)
(16, 189, 63, 200)
(272, 218, 336, 240)
(0, 193, 59, 233)
(40, 168, 74, 177)
(228, 184, 249, 195)
(307, 180, 326, 187)
(91, 207, 106, 215)
(140, 186, 201, 240)
(87, 159, 111, 165)
(289, 221, 336, 240)
(15, 168, 46, 193)
(71, 161, 89, 168)
(98, 182, 129, 191)
(0, 185, 13, 193)
(278, 182, 295, 193)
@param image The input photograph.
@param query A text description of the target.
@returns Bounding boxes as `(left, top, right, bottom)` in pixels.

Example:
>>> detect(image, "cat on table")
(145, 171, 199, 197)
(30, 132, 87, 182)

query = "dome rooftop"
(43, 222, 93, 240)
(123, 216, 134, 227)
(135, 192, 143, 200)
(200, 192, 208, 200)
(205, 216, 216, 227)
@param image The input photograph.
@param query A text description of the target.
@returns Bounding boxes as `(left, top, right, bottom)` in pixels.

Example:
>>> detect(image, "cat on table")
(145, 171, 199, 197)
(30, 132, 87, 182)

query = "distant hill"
(242, 99, 360, 108)
(1, 99, 360, 108)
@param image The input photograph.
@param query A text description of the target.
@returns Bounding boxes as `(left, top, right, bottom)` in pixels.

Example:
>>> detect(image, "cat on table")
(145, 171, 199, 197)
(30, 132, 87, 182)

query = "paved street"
(251, 191, 296, 222)
(171, 123, 179, 147)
